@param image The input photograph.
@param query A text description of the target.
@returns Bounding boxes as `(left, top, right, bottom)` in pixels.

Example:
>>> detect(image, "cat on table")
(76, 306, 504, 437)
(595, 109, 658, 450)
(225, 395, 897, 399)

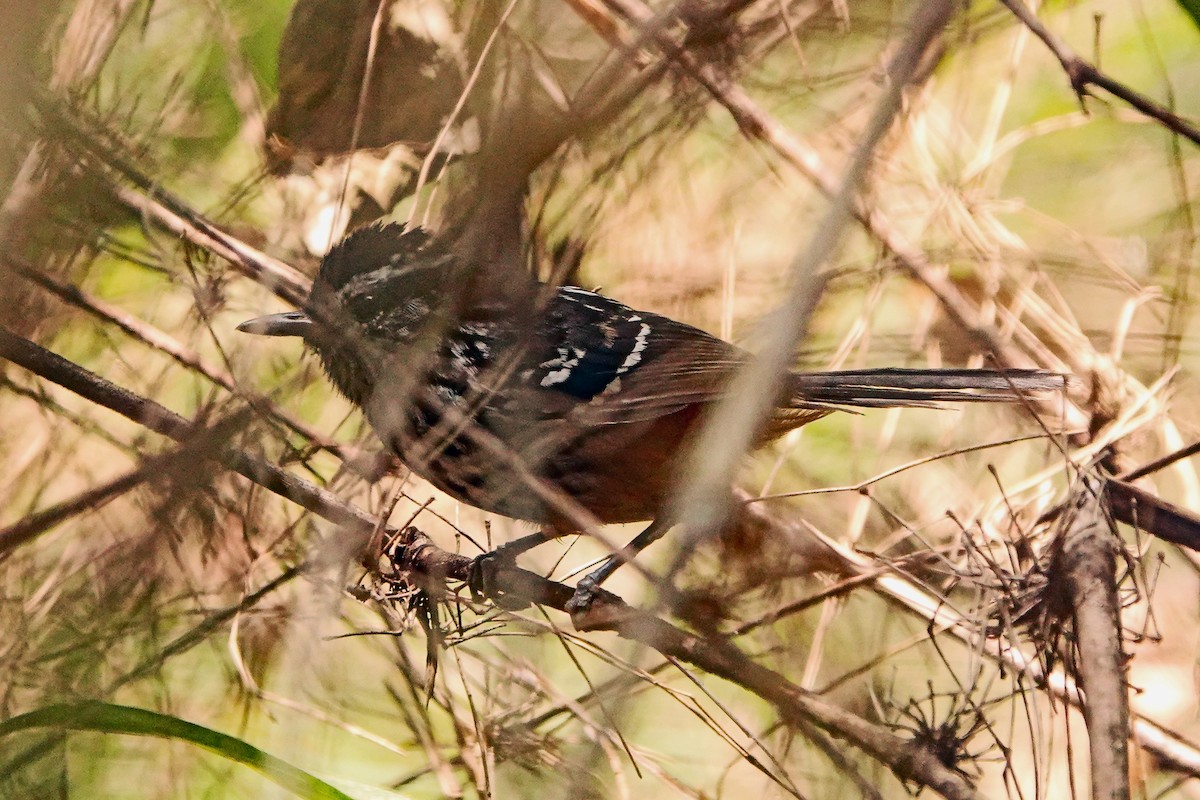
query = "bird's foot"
(565, 554, 625, 621)
(467, 549, 530, 610)
(565, 575, 630, 631)
(468, 533, 554, 610)
(564, 575, 601, 616)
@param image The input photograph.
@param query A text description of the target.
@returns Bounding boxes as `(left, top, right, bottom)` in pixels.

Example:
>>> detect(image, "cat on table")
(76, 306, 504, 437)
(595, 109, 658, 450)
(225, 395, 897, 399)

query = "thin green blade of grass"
(0, 701, 356, 800)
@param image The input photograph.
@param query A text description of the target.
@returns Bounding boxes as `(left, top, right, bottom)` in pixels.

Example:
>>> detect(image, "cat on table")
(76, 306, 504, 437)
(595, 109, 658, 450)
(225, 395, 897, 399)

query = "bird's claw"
(468, 549, 530, 610)
(565, 576, 600, 617)
(565, 575, 630, 631)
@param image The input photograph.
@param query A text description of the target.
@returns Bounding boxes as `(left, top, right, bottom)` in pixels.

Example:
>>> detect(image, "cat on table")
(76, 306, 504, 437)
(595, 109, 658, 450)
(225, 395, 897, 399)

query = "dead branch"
(1106, 479, 1200, 552)
(651, 0, 959, 569)
(0, 410, 249, 559)
(1058, 475, 1129, 800)
(6, 255, 345, 459)
(34, 99, 310, 305)
(1036, 460, 1200, 554)
(735, 489, 1200, 779)
(1000, 0, 1200, 148)
(0, 326, 375, 540)
(16, 57, 1198, 797)
(601, 0, 1089, 435)
(391, 526, 985, 800)
(0, 324, 983, 799)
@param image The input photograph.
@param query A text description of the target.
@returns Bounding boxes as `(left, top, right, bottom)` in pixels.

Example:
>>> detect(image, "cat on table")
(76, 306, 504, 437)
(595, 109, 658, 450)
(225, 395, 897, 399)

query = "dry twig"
(0, 324, 985, 798)
(1000, 0, 1200, 148)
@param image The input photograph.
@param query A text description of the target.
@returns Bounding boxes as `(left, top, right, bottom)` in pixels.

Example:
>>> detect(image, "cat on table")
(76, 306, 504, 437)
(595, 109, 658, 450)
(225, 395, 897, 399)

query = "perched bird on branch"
(239, 222, 1065, 606)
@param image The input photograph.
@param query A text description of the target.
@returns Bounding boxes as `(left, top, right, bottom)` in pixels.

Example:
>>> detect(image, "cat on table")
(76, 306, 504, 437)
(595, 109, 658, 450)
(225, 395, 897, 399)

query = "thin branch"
(734, 489, 1200, 779)
(1033, 450, 1200, 553)
(666, 0, 959, 569)
(109, 564, 305, 692)
(1000, 0, 1200, 148)
(0, 412, 247, 559)
(0, 462, 148, 557)
(0, 326, 376, 542)
(389, 528, 984, 800)
(603, 0, 1089, 434)
(1106, 478, 1200, 552)
(35, 98, 310, 305)
(7, 255, 344, 458)
(1119, 439, 1200, 483)
(0, 325, 981, 799)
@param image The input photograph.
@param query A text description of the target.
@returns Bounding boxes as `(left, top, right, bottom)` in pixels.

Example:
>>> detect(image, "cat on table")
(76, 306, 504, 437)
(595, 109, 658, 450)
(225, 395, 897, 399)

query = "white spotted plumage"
(616, 323, 649, 375)
(539, 346, 586, 387)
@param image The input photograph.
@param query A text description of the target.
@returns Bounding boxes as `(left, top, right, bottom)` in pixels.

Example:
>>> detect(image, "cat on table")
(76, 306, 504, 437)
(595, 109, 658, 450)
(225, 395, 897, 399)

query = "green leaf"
(0, 701, 355, 800)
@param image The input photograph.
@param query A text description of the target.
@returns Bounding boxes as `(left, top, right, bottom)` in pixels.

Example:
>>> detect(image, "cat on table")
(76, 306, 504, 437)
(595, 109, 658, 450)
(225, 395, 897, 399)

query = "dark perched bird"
(239, 222, 1065, 601)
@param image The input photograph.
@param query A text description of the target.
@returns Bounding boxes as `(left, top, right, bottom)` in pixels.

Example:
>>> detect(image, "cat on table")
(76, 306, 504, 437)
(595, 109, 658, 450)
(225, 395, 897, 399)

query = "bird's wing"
(500, 287, 1066, 431)
(510, 288, 753, 426)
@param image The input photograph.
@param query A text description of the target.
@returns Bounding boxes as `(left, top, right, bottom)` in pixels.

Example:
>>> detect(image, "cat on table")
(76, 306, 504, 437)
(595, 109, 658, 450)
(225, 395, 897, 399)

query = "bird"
(239, 221, 1065, 606)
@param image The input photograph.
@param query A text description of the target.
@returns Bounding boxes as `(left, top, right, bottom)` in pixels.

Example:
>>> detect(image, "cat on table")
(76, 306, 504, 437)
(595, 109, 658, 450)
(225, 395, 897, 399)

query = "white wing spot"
(595, 322, 650, 397)
(539, 346, 585, 387)
(616, 323, 650, 374)
(448, 339, 479, 376)
(434, 384, 462, 404)
(540, 368, 571, 386)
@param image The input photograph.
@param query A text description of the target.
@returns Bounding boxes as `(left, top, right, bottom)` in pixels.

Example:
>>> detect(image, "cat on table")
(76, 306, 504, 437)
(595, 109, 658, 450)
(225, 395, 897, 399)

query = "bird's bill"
(236, 311, 313, 337)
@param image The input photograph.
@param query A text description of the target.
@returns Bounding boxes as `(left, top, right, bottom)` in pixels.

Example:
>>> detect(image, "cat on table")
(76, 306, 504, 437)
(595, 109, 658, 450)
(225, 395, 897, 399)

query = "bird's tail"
(787, 368, 1067, 409)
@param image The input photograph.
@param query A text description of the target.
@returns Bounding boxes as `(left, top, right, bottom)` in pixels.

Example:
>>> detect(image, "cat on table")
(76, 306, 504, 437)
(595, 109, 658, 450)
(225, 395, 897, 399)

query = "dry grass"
(2, 1, 1199, 798)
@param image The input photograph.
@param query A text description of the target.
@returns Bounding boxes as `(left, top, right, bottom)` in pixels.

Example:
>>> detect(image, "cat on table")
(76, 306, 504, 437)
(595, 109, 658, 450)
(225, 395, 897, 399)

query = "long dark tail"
(787, 368, 1067, 409)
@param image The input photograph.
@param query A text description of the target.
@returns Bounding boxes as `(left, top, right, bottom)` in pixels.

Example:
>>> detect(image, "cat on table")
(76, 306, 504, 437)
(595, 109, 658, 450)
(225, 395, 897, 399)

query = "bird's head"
(238, 222, 453, 405)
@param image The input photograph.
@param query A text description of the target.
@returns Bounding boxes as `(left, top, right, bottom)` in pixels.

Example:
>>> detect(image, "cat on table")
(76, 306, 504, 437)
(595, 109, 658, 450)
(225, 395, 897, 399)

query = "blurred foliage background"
(2, 0, 1200, 798)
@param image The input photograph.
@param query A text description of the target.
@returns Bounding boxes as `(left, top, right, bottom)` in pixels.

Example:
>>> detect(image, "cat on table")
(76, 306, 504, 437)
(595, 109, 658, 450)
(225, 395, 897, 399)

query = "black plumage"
(240, 222, 1066, 589)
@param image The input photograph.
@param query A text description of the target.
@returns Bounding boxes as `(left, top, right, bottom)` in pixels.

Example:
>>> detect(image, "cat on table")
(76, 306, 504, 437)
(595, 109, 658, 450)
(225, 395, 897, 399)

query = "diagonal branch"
(735, 489, 1200, 779)
(35, 98, 310, 305)
(999, 0, 1200, 148)
(0, 326, 374, 539)
(0, 325, 981, 799)
(6, 255, 345, 459)
(0, 410, 249, 559)
(602, 0, 1090, 434)
(389, 528, 984, 799)
(666, 0, 959, 568)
